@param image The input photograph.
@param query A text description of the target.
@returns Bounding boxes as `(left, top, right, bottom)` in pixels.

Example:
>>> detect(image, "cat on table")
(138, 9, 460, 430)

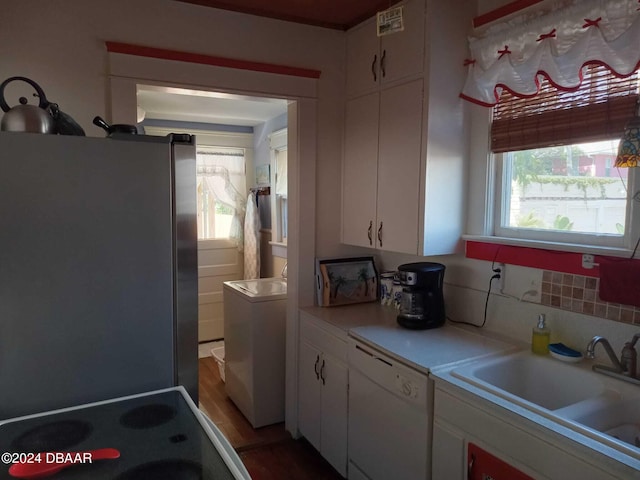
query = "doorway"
(108, 58, 317, 434)
(136, 84, 289, 342)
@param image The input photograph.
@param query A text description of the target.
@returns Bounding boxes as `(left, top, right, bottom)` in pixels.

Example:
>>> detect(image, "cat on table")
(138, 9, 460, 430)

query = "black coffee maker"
(396, 262, 445, 329)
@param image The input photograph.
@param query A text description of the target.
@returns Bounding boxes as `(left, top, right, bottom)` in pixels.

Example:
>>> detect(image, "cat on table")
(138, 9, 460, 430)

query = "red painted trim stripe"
(465, 241, 600, 276)
(473, 0, 544, 28)
(105, 41, 321, 79)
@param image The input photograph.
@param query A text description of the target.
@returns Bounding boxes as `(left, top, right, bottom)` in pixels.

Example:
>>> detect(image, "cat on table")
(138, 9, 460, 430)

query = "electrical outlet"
(494, 263, 505, 292)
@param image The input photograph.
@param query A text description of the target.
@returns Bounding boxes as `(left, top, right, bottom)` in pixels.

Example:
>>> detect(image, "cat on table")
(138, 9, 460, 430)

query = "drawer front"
(300, 313, 347, 363)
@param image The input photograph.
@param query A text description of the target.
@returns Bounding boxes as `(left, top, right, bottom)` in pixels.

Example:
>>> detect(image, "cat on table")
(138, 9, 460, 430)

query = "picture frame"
(255, 164, 270, 186)
(315, 256, 378, 307)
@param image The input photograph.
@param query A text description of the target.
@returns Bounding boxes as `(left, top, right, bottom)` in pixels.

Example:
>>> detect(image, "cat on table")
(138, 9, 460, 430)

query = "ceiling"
(175, 0, 393, 30)
(137, 85, 289, 127)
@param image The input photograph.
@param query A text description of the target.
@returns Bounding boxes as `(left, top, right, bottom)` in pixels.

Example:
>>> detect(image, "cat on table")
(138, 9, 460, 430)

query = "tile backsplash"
(540, 271, 640, 325)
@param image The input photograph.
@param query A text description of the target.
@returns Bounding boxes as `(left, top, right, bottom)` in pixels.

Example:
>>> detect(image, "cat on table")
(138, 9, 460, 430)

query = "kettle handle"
(0, 76, 50, 113)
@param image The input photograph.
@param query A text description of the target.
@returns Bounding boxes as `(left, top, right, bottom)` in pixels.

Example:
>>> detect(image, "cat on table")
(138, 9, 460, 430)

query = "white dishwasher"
(348, 338, 432, 480)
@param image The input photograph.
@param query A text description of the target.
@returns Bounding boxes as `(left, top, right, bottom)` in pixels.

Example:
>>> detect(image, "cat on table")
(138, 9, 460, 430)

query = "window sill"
(269, 241, 287, 259)
(462, 235, 633, 258)
(463, 235, 636, 277)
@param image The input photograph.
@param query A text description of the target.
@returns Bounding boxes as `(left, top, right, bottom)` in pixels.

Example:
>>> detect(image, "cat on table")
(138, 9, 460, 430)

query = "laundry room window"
(196, 146, 247, 240)
(270, 128, 288, 245)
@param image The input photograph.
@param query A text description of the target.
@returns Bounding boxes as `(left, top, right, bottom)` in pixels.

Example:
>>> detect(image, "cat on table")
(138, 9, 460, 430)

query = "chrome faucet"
(281, 262, 288, 279)
(586, 334, 640, 384)
(586, 336, 624, 372)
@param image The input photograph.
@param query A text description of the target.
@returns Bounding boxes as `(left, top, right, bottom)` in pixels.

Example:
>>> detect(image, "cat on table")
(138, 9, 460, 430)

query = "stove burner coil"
(119, 404, 177, 429)
(11, 420, 93, 452)
(115, 459, 203, 479)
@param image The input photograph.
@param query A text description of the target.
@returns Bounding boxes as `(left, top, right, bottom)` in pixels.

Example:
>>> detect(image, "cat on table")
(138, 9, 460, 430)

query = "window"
(274, 148, 288, 242)
(143, 125, 252, 248)
(269, 128, 288, 245)
(492, 66, 639, 249)
(196, 146, 246, 240)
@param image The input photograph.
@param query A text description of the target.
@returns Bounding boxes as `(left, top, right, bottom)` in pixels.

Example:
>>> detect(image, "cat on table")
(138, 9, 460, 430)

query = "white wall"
(0, 1, 344, 140)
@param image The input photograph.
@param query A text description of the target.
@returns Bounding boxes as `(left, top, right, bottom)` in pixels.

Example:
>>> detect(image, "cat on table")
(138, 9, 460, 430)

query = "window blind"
(491, 65, 639, 153)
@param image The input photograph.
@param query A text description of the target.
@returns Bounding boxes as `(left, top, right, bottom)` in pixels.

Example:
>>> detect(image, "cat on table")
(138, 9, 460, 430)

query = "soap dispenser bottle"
(532, 314, 550, 355)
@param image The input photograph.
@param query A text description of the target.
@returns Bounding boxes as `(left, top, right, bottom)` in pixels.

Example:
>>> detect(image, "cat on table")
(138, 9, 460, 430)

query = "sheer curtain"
(196, 148, 246, 250)
(461, 0, 640, 106)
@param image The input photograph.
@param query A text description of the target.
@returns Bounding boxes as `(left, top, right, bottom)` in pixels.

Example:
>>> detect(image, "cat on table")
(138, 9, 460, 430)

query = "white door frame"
(107, 52, 317, 436)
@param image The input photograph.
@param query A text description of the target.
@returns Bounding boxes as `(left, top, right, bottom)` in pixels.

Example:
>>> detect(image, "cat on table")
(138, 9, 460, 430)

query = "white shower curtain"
(244, 191, 260, 279)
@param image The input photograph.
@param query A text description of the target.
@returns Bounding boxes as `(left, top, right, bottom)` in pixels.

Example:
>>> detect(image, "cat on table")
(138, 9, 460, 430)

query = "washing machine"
(222, 278, 287, 428)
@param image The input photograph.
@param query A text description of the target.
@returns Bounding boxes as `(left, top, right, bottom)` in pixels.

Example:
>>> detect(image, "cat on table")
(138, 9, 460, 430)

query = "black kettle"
(0, 76, 55, 134)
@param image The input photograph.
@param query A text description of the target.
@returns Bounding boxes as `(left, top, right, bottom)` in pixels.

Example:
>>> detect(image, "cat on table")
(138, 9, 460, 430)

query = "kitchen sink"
(567, 396, 640, 449)
(451, 351, 611, 412)
(451, 350, 640, 456)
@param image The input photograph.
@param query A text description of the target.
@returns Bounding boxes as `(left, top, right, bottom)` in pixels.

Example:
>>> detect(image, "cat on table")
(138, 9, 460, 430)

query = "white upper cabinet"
(343, 80, 423, 253)
(342, 0, 474, 256)
(376, 79, 423, 254)
(346, 0, 425, 98)
(343, 92, 380, 249)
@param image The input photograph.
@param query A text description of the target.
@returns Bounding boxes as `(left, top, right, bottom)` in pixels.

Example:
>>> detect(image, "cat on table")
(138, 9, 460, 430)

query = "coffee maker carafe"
(397, 262, 445, 329)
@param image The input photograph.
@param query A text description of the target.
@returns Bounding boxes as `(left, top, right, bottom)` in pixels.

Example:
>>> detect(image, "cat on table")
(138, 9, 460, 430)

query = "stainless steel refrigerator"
(0, 132, 198, 419)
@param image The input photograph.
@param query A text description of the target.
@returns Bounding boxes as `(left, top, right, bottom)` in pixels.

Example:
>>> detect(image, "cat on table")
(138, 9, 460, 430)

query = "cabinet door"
(432, 421, 465, 480)
(319, 354, 348, 476)
(346, 17, 379, 98)
(376, 79, 423, 254)
(343, 92, 380, 249)
(380, 0, 425, 87)
(298, 340, 322, 450)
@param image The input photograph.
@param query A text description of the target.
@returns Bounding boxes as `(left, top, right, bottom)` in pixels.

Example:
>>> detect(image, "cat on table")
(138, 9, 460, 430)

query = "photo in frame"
(255, 164, 270, 186)
(315, 256, 378, 307)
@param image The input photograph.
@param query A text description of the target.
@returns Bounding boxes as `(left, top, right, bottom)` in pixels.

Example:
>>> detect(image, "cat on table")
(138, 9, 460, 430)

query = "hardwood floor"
(198, 356, 344, 479)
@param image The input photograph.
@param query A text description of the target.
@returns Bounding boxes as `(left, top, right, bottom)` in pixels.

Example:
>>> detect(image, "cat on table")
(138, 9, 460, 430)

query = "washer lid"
(223, 278, 287, 301)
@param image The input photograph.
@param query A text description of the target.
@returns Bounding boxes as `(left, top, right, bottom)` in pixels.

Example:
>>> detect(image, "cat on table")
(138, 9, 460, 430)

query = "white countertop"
(349, 323, 517, 374)
(300, 303, 398, 331)
(301, 303, 519, 374)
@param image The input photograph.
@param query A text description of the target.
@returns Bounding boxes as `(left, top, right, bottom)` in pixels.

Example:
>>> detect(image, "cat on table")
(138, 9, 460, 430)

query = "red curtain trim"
(465, 240, 640, 277)
(105, 41, 322, 79)
(458, 92, 497, 107)
(462, 59, 640, 108)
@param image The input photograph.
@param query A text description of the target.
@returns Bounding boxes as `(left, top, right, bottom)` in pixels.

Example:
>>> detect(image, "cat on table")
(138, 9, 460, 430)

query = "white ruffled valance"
(461, 0, 640, 106)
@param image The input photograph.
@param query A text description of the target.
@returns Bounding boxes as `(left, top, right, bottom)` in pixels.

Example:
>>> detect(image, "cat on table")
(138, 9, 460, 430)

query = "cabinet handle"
(371, 54, 377, 82)
(320, 359, 326, 385)
(381, 49, 386, 78)
(314, 354, 320, 380)
(377, 221, 383, 247)
(367, 220, 373, 245)
(467, 453, 475, 479)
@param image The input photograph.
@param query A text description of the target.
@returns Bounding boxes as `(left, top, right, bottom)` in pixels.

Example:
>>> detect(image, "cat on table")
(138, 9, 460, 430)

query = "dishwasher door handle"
(355, 343, 392, 366)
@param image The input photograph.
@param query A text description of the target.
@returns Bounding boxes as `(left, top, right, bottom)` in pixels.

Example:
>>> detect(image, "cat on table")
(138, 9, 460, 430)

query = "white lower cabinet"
(298, 313, 348, 476)
(432, 382, 627, 480)
(432, 421, 465, 480)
